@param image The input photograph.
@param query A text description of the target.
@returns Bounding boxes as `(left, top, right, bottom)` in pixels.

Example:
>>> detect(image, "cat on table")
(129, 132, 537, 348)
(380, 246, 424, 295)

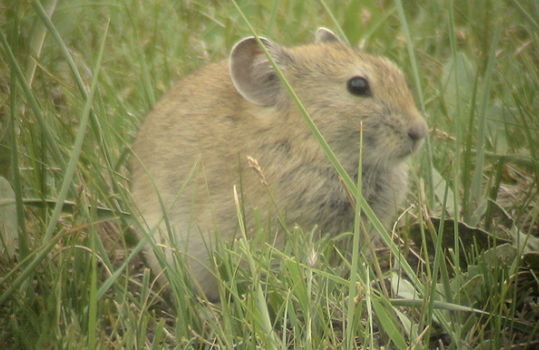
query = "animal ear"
(229, 36, 289, 106)
(315, 27, 343, 44)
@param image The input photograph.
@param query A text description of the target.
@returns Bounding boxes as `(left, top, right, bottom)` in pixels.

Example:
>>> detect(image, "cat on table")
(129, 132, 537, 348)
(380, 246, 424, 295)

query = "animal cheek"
(359, 131, 377, 149)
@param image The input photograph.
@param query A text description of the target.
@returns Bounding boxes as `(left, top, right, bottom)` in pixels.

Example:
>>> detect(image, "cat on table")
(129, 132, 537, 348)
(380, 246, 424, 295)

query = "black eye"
(347, 76, 371, 96)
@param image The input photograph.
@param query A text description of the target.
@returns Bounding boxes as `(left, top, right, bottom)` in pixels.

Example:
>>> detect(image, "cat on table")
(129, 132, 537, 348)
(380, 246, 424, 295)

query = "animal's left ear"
(315, 27, 344, 44)
(229, 36, 290, 106)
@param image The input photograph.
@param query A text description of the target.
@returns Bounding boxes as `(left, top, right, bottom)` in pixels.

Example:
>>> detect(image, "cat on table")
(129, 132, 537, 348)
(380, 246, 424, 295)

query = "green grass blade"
(0, 30, 65, 168)
(372, 298, 408, 349)
(394, 0, 424, 109)
(86, 20, 110, 350)
(0, 237, 57, 305)
(233, 0, 439, 323)
(7, 32, 29, 258)
(38, 40, 102, 246)
(395, 0, 436, 208)
(470, 24, 503, 205)
(96, 236, 148, 300)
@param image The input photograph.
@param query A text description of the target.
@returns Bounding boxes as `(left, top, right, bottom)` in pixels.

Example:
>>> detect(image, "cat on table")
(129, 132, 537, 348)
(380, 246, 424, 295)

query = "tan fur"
(131, 28, 428, 301)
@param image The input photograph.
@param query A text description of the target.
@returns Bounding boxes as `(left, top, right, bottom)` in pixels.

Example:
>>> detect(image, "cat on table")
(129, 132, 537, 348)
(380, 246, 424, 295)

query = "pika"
(131, 28, 428, 301)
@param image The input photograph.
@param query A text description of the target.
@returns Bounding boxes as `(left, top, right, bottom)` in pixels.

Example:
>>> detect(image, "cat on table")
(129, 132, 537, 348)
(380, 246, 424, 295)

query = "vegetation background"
(0, 0, 538, 349)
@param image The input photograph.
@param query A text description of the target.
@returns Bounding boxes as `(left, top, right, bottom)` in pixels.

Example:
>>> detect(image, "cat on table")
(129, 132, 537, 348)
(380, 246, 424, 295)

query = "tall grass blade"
(7, 38, 28, 258)
(86, 20, 110, 349)
(394, 0, 435, 211)
(0, 30, 65, 168)
(470, 24, 502, 209)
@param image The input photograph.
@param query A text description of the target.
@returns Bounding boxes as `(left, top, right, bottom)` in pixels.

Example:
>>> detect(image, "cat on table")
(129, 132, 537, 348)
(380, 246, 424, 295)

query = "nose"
(407, 118, 428, 142)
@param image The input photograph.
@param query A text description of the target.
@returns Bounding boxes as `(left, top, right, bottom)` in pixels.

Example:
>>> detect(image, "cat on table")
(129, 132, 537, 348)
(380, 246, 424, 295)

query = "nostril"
(408, 120, 428, 142)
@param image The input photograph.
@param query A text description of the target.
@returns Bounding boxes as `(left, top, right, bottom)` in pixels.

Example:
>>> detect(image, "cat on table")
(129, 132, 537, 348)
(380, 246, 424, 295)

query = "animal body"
(131, 28, 428, 301)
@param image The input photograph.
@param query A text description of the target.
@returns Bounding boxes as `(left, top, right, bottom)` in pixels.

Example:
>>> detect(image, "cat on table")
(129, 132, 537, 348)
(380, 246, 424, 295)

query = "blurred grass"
(0, 0, 538, 349)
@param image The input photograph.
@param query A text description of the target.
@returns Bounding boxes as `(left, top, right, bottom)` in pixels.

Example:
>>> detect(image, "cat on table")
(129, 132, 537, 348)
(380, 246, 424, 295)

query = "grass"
(1, 0, 538, 348)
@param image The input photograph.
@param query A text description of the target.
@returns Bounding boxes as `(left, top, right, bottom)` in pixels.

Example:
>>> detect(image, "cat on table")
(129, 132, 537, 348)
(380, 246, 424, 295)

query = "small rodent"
(131, 28, 428, 301)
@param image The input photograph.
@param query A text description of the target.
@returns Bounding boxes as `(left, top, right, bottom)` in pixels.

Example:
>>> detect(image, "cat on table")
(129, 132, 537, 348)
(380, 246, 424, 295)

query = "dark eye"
(347, 76, 371, 96)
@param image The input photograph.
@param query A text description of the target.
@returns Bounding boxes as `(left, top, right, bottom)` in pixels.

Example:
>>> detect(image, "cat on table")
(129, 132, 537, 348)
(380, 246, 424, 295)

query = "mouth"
(410, 138, 425, 154)
(385, 139, 423, 164)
